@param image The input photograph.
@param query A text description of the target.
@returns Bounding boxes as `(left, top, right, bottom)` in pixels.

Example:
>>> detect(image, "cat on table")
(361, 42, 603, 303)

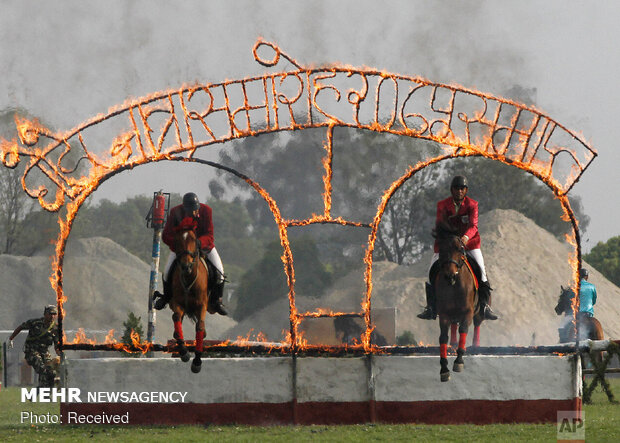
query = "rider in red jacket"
(417, 175, 498, 321)
(153, 192, 227, 316)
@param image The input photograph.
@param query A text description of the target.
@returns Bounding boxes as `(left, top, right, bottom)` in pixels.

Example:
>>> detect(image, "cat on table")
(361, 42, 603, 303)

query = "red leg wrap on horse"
(440, 343, 448, 359)
(459, 332, 467, 351)
(174, 321, 183, 340)
(195, 330, 205, 352)
(473, 325, 481, 347)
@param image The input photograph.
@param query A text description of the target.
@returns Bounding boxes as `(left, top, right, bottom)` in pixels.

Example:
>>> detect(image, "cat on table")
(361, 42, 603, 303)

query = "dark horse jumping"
(555, 285, 604, 343)
(434, 222, 484, 382)
(169, 218, 212, 373)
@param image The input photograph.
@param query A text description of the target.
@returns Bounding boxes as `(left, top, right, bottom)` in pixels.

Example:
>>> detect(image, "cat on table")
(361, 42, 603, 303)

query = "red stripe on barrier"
(60, 398, 580, 425)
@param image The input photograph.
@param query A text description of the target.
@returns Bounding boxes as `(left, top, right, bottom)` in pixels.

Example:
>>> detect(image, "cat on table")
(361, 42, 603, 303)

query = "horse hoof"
(453, 362, 464, 372)
(180, 352, 190, 363)
(191, 359, 202, 373)
(440, 372, 450, 382)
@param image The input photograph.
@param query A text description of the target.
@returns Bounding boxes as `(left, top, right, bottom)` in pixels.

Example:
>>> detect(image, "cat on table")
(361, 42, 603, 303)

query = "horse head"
(174, 217, 200, 278)
(435, 223, 465, 286)
(555, 285, 575, 316)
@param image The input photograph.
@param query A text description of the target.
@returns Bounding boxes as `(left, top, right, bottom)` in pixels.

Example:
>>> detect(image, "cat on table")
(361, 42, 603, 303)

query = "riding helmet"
(580, 268, 589, 278)
(451, 175, 468, 189)
(44, 305, 58, 315)
(182, 192, 200, 213)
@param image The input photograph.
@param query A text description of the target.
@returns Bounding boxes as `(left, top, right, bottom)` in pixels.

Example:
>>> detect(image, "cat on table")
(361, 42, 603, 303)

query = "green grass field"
(1, 378, 618, 442)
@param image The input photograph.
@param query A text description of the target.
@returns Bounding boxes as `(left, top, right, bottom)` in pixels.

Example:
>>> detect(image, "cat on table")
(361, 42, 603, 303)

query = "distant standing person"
(578, 268, 597, 317)
(7, 305, 60, 388)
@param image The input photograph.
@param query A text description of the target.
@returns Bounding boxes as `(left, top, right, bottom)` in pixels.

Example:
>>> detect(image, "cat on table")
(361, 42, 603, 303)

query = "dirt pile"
(224, 209, 620, 346)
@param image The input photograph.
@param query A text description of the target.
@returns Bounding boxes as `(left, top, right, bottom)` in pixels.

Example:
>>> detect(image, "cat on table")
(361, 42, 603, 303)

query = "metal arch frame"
(0, 39, 595, 353)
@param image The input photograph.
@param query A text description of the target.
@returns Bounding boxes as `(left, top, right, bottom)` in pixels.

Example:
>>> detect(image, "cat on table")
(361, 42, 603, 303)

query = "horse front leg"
(172, 311, 190, 363)
(191, 307, 207, 374)
(439, 317, 451, 382)
(454, 315, 472, 373)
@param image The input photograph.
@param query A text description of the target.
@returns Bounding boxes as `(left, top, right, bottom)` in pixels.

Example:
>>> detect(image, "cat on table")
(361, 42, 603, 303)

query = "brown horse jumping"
(434, 223, 482, 382)
(169, 219, 210, 373)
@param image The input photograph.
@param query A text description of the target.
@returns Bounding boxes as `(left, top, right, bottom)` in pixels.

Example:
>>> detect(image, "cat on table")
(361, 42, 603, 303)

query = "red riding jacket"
(434, 196, 481, 252)
(162, 203, 215, 253)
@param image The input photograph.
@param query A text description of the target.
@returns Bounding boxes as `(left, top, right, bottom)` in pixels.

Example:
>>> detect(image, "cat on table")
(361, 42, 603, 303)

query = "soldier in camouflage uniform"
(8, 305, 60, 388)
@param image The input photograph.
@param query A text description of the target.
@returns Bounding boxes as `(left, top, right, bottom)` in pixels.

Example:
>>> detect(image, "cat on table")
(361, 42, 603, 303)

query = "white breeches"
(428, 248, 488, 283)
(164, 247, 224, 283)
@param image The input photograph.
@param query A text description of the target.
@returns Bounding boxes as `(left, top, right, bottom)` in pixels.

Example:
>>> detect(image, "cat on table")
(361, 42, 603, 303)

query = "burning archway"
(0, 39, 596, 353)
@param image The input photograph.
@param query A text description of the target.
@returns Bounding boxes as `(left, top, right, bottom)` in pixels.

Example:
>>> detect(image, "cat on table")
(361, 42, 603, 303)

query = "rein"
(439, 235, 466, 271)
(178, 238, 200, 293)
(438, 235, 477, 290)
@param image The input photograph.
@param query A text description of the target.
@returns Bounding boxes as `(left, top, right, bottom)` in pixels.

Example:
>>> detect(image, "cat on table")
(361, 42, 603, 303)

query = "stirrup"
(417, 307, 436, 320)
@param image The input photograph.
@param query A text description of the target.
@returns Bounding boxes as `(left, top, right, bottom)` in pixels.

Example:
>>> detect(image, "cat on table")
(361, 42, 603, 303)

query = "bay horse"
(169, 218, 210, 373)
(434, 222, 482, 382)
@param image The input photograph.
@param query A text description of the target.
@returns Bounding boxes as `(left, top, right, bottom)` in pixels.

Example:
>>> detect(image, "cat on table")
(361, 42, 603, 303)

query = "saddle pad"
(464, 258, 479, 290)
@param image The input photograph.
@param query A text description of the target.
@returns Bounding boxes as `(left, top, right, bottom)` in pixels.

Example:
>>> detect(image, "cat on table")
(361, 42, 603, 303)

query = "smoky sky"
(0, 0, 618, 250)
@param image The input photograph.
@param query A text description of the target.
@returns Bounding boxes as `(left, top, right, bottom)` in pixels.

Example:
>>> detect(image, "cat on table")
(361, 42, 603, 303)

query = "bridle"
(440, 235, 466, 271)
(177, 234, 200, 291)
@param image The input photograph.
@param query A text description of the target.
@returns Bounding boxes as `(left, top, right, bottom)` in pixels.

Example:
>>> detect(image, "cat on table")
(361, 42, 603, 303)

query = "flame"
(14, 115, 48, 146)
(231, 329, 271, 345)
(104, 329, 118, 344)
(63, 329, 117, 345)
(0, 39, 595, 355)
(299, 308, 361, 318)
(61, 328, 153, 354)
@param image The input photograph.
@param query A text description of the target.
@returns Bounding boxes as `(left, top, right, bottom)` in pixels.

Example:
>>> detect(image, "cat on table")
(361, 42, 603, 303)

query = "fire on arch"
(0, 39, 597, 351)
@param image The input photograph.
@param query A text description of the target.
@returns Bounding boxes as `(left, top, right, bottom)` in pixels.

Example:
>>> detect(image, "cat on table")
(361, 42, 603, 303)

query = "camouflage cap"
(44, 305, 58, 315)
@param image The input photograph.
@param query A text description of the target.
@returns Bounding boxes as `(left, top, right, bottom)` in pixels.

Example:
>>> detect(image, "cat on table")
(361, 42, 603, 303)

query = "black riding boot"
(209, 281, 228, 316)
(417, 283, 437, 320)
(153, 277, 172, 310)
(479, 281, 498, 320)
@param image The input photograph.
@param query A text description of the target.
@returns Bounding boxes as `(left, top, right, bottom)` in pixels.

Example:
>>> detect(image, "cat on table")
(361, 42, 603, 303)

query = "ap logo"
(557, 411, 585, 442)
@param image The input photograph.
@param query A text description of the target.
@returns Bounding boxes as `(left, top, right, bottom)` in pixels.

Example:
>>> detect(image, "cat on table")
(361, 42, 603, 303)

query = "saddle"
(202, 255, 219, 294)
